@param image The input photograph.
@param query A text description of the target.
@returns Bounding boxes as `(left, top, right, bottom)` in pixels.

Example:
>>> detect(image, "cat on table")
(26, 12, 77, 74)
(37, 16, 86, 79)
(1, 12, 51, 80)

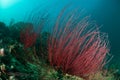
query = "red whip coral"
(20, 23, 37, 49)
(48, 11, 109, 79)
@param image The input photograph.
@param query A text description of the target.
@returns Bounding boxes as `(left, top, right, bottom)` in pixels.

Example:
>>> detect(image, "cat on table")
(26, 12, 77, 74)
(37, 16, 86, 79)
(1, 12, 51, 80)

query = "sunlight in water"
(0, 0, 20, 8)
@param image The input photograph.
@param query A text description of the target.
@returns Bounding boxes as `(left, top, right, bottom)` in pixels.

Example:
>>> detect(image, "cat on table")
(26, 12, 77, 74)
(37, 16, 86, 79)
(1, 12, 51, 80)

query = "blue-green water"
(0, 0, 120, 73)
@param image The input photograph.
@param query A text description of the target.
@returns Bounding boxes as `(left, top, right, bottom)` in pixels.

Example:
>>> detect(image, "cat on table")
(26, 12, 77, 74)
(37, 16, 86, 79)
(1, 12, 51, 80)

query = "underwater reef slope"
(0, 8, 119, 80)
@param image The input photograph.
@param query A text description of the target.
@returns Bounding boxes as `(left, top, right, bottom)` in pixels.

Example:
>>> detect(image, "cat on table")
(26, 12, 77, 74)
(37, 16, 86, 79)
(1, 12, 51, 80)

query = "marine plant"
(48, 9, 109, 79)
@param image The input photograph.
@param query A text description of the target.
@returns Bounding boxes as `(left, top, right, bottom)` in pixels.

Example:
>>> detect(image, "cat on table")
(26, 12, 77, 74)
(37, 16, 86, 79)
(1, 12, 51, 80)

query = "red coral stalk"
(48, 11, 109, 79)
(20, 24, 37, 49)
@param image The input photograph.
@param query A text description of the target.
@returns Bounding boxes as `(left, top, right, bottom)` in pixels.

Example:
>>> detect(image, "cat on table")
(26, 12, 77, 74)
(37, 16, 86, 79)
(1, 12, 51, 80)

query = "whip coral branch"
(20, 12, 48, 49)
(48, 10, 109, 79)
(20, 24, 37, 49)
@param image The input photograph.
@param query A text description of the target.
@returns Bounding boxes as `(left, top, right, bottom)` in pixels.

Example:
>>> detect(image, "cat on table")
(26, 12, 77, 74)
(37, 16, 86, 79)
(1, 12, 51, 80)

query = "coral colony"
(20, 24, 37, 49)
(48, 11, 109, 79)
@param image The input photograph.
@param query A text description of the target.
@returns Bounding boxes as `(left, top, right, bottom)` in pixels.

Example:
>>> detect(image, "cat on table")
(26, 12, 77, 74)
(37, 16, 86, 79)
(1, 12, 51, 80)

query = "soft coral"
(20, 23, 37, 49)
(48, 10, 109, 79)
